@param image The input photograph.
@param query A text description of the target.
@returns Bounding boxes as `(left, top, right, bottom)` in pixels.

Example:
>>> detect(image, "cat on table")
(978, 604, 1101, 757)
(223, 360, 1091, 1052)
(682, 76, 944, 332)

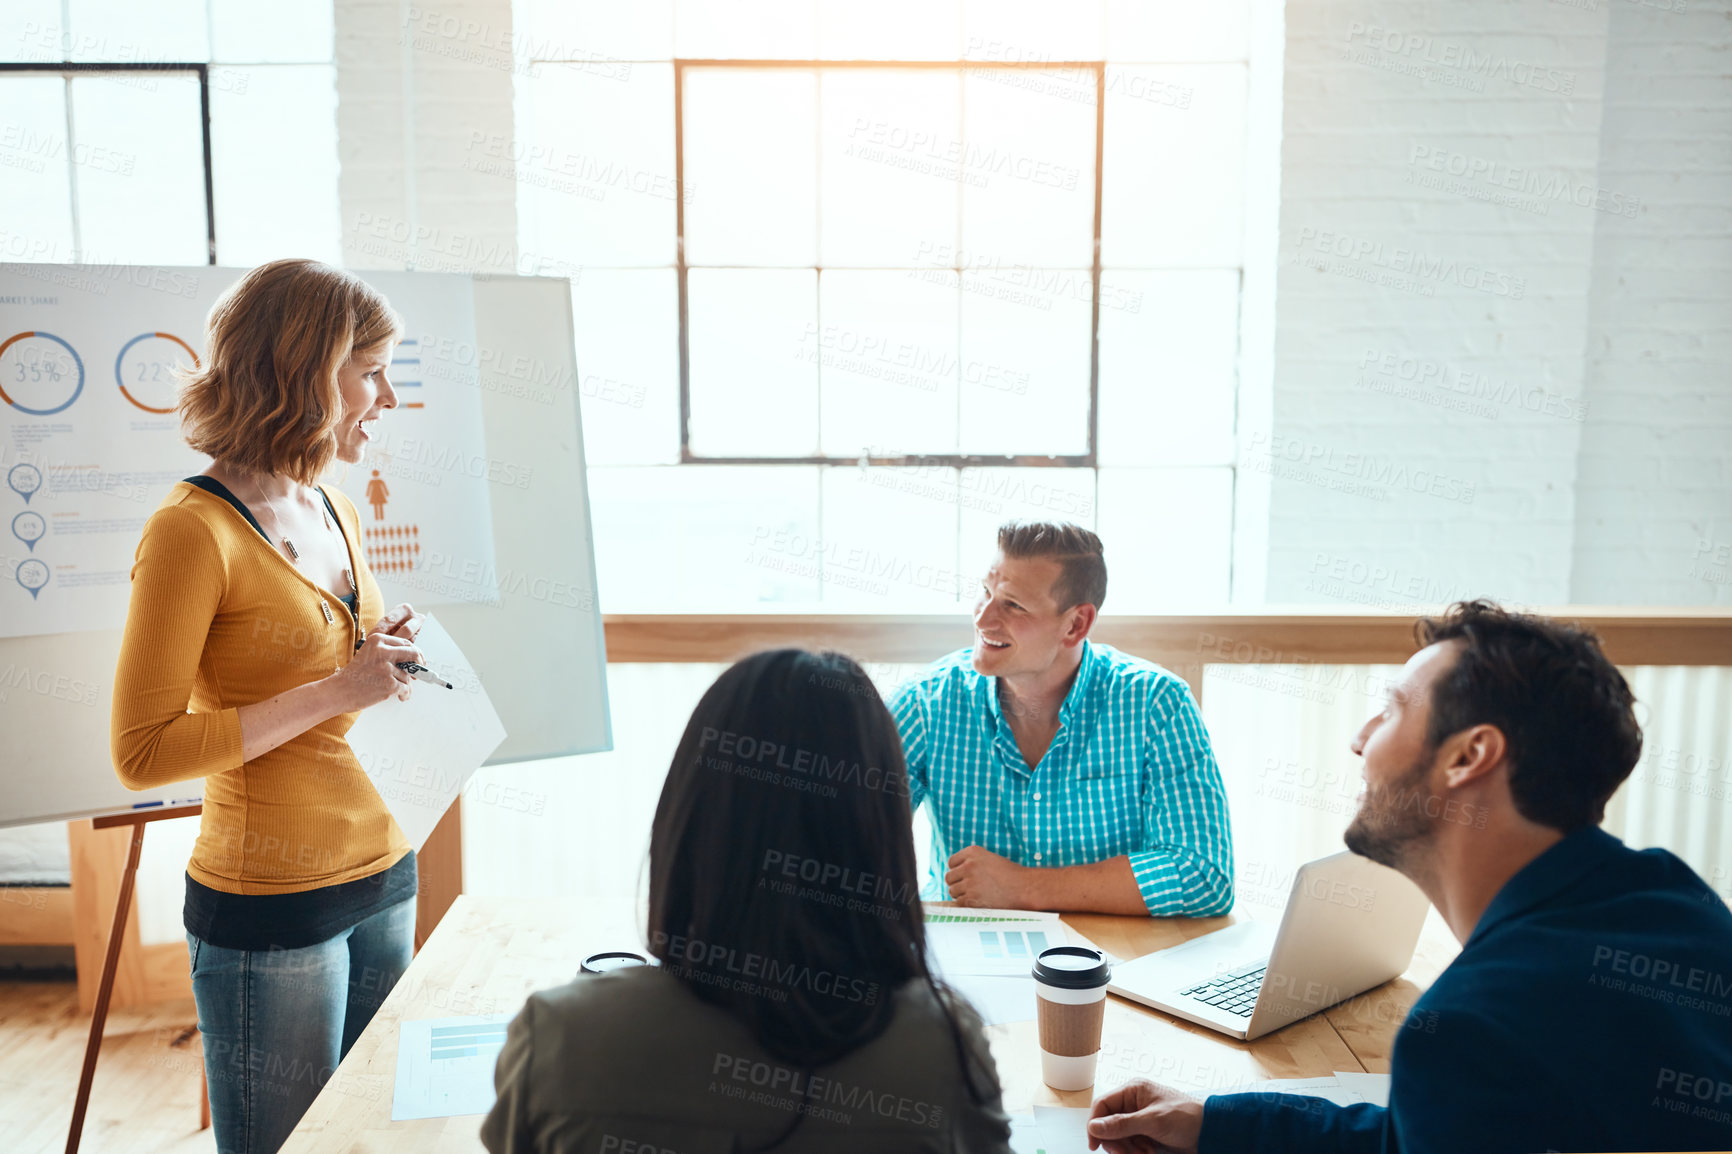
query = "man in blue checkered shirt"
(889, 521, 1234, 916)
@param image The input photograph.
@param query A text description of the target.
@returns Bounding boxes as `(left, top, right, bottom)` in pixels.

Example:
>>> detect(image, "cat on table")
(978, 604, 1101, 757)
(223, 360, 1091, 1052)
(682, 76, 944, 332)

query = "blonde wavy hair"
(178, 259, 404, 484)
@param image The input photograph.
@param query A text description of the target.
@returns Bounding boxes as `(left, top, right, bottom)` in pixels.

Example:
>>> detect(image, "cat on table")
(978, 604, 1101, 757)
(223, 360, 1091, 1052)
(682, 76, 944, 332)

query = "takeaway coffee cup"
(1033, 945, 1112, 1091)
(580, 950, 650, 976)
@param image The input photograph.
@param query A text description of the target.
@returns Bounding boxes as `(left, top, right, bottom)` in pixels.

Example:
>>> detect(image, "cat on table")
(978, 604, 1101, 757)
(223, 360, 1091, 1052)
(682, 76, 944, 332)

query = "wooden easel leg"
(65, 821, 145, 1154)
(199, 1064, 211, 1131)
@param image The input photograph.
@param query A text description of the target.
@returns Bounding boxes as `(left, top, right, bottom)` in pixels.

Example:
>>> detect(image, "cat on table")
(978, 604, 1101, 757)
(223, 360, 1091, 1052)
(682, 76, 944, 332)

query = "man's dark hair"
(997, 520, 1107, 611)
(1417, 600, 1642, 832)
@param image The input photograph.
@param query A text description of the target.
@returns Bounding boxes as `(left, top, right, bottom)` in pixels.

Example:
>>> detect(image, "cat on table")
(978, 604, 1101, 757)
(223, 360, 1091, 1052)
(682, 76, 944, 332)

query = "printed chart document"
(346, 613, 505, 850)
(393, 1013, 513, 1120)
(926, 906, 1067, 1026)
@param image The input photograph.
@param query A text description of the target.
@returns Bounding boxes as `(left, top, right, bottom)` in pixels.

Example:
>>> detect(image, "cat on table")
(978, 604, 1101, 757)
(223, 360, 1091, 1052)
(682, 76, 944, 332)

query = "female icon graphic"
(365, 469, 389, 520)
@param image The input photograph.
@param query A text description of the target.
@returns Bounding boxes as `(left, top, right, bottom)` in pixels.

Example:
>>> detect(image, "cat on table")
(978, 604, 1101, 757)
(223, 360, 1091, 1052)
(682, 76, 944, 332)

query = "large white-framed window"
(0, 1, 341, 268)
(674, 59, 1106, 467)
(512, 2, 1250, 612)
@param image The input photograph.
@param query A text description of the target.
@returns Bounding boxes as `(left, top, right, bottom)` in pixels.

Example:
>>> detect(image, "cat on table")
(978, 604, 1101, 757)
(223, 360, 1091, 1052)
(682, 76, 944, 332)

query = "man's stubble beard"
(1343, 748, 1439, 872)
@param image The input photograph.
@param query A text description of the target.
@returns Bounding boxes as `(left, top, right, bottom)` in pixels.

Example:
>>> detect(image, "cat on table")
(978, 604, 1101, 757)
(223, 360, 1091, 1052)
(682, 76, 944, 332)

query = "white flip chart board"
(0, 265, 610, 828)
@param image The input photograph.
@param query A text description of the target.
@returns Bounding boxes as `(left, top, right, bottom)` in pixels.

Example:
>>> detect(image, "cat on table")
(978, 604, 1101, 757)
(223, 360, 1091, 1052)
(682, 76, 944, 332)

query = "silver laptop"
(1108, 851, 1430, 1040)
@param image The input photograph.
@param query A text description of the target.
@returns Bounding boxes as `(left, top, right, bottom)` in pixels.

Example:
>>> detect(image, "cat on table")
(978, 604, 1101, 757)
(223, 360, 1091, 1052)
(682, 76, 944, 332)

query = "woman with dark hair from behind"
(482, 649, 1013, 1152)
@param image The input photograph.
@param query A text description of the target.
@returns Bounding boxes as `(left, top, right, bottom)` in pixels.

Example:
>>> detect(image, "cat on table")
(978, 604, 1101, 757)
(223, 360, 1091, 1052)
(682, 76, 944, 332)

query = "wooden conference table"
(282, 896, 1460, 1152)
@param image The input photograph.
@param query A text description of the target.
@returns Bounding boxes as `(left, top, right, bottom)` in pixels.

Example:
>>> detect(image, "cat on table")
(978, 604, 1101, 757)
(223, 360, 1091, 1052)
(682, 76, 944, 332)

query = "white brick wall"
(1265, 0, 1611, 608)
(1266, 0, 1731, 608)
(336, 0, 520, 275)
(1571, 0, 1732, 605)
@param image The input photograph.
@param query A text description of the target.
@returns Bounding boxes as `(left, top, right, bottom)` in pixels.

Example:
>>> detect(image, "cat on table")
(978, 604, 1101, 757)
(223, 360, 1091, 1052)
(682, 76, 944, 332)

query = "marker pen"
(396, 661, 453, 689)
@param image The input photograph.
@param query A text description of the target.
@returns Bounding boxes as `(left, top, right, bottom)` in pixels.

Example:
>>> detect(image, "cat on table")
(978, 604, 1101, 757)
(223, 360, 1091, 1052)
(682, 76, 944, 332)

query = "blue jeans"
(187, 896, 416, 1154)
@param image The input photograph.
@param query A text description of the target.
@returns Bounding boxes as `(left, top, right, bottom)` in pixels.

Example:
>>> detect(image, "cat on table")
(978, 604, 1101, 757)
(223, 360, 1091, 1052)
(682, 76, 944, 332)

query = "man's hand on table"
(944, 848, 1152, 915)
(1087, 1079, 1204, 1154)
(944, 845, 1033, 907)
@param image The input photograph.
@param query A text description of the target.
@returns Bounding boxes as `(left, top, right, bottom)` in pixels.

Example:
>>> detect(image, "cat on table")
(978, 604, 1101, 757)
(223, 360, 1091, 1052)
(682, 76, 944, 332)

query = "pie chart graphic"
(116, 332, 200, 414)
(0, 332, 85, 416)
(12, 510, 45, 551)
(15, 558, 49, 599)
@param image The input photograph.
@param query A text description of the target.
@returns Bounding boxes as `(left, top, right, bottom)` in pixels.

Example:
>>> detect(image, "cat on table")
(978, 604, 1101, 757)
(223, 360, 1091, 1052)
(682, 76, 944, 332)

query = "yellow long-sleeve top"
(112, 480, 410, 896)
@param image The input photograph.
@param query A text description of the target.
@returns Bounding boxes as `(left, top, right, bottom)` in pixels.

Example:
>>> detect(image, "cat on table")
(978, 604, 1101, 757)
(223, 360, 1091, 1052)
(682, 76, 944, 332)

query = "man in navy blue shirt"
(1087, 600, 1732, 1153)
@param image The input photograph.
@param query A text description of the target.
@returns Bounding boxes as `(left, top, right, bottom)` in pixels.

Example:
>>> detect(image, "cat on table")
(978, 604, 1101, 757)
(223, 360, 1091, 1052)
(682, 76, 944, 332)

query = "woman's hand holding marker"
(332, 618, 423, 708)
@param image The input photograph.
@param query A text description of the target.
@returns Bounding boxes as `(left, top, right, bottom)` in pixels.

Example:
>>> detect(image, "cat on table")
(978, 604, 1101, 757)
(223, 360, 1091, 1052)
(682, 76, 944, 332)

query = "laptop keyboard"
(1179, 960, 1267, 1018)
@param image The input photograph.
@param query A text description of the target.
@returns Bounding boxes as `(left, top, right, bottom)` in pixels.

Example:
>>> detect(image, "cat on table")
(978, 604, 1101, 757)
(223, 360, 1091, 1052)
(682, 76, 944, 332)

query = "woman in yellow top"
(111, 259, 427, 1154)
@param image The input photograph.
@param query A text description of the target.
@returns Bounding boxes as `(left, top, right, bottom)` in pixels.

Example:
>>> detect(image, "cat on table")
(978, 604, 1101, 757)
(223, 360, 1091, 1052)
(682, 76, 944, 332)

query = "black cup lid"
(581, 950, 650, 974)
(1032, 945, 1111, 988)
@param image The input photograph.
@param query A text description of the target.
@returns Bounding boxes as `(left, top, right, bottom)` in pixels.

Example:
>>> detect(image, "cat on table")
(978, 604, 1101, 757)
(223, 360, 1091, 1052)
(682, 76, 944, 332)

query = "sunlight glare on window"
(960, 67, 1096, 268)
(959, 269, 1091, 456)
(518, 61, 677, 268)
(572, 270, 682, 466)
(818, 0, 961, 61)
(1103, 63, 1247, 267)
(1098, 270, 1239, 467)
(516, 0, 673, 61)
(1097, 467, 1234, 605)
(71, 74, 206, 265)
(209, 0, 332, 62)
(819, 68, 960, 268)
(67, 0, 208, 61)
(674, 0, 818, 60)
(682, 67, 817, 267)
(687, 268, 818, 456)
(211, 66, 339, 264)
(817, 269, 960, 457)
(819, 465, 962, 608)
(0, 77, 76, 259)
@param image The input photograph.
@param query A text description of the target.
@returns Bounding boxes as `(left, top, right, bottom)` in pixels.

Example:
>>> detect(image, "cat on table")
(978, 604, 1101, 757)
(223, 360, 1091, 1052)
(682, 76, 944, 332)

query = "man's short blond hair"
(178, 259, 403, 484)
(997, 520, 1107, 611)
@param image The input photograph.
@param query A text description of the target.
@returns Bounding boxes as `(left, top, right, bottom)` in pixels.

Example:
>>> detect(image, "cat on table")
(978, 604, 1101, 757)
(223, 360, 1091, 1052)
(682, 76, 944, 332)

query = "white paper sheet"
(1009, 1077, 1388, 1153)
(392, 1013, 513, 1120)
(1007, 1107, 1094, 1154)
(1033, 1107, 1094, 1154)
(1210, 1074, 1385, 1108)
(345, 613, 506, 850)
(1332, 1070, 1392, 1107)
(1008, 1114, 1048, 1154)
(946, 973, 1037, 1026)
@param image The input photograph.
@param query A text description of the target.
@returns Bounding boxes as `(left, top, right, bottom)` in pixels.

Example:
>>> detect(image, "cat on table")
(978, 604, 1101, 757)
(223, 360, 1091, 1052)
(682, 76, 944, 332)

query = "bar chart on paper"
(925, 908, 1064, 978)
(392, 1014, 514, 1120)
(982, 927, 1049, 960)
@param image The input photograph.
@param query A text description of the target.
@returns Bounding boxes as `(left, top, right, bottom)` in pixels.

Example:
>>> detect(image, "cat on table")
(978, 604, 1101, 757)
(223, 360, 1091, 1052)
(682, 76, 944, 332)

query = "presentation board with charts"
(0, 265, 610, 828)
(0, 267, 498, 636)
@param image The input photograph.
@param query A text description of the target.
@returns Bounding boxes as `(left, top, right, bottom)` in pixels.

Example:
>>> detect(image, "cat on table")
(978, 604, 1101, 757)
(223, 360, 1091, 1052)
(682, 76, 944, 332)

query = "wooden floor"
(0, 979, 215, 1154)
